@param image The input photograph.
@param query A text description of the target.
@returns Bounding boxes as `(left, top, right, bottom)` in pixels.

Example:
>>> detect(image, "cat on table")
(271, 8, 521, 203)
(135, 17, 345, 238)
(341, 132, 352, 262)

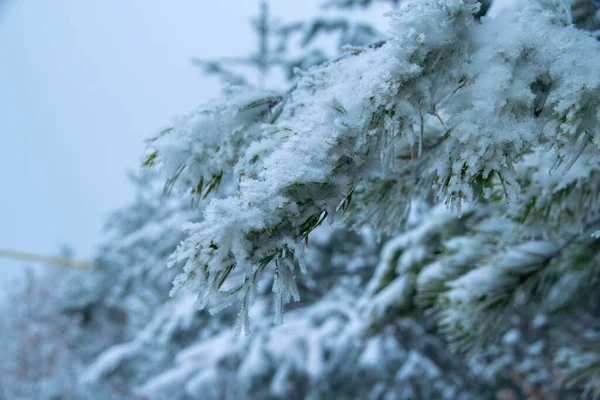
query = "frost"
(147, 0, 600, 331)
(7, 0, 600, 397)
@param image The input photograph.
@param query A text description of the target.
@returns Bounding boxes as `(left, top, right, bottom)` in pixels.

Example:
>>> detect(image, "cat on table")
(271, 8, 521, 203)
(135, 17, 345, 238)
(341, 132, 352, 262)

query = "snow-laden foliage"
(148, 0, 477, 331)
(145, 0, 600, 393)
(361, 202, 598, 396)
(0, 172, 199, 399)
(0, 264, 135, 400)
(8, 170, 498, 399)
(79, 223, 495, 400)
(196, 1, 388, 88)
(149, 0, 599, 320)
(4, 0, 600, 398)
(136, 299, 489, 400)
(0, 270, 81, 400)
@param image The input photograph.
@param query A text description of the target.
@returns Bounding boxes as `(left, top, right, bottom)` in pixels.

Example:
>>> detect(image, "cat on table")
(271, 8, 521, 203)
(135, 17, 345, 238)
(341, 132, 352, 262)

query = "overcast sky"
(0, 1, 388, 287)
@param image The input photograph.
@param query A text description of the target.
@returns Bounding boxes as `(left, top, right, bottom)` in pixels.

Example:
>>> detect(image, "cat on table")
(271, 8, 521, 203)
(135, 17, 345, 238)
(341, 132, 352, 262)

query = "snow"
(6, 0, 600, 397)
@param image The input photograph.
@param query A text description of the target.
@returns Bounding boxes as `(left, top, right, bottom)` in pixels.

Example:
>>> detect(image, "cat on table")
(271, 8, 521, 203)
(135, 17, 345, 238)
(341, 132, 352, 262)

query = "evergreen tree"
(194, 0, 388, 88)
(4, 0, 600, 398)
(145, 0, 600, 396)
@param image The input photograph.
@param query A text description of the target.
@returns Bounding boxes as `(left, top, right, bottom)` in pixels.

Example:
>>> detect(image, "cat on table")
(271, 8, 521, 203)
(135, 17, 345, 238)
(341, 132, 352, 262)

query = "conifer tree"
(145, 0, 600, 395)
(4, 0, 600, 398)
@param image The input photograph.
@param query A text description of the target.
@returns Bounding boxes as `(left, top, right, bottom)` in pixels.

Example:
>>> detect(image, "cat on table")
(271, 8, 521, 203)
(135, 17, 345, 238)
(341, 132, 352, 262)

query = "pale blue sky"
(0, 1, 388, 286)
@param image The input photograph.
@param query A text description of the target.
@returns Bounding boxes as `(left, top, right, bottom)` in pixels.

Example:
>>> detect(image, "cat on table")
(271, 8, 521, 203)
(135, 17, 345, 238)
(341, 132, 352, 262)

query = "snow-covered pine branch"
(148, 0, 477, 331)
(147, 0, 600, 356)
